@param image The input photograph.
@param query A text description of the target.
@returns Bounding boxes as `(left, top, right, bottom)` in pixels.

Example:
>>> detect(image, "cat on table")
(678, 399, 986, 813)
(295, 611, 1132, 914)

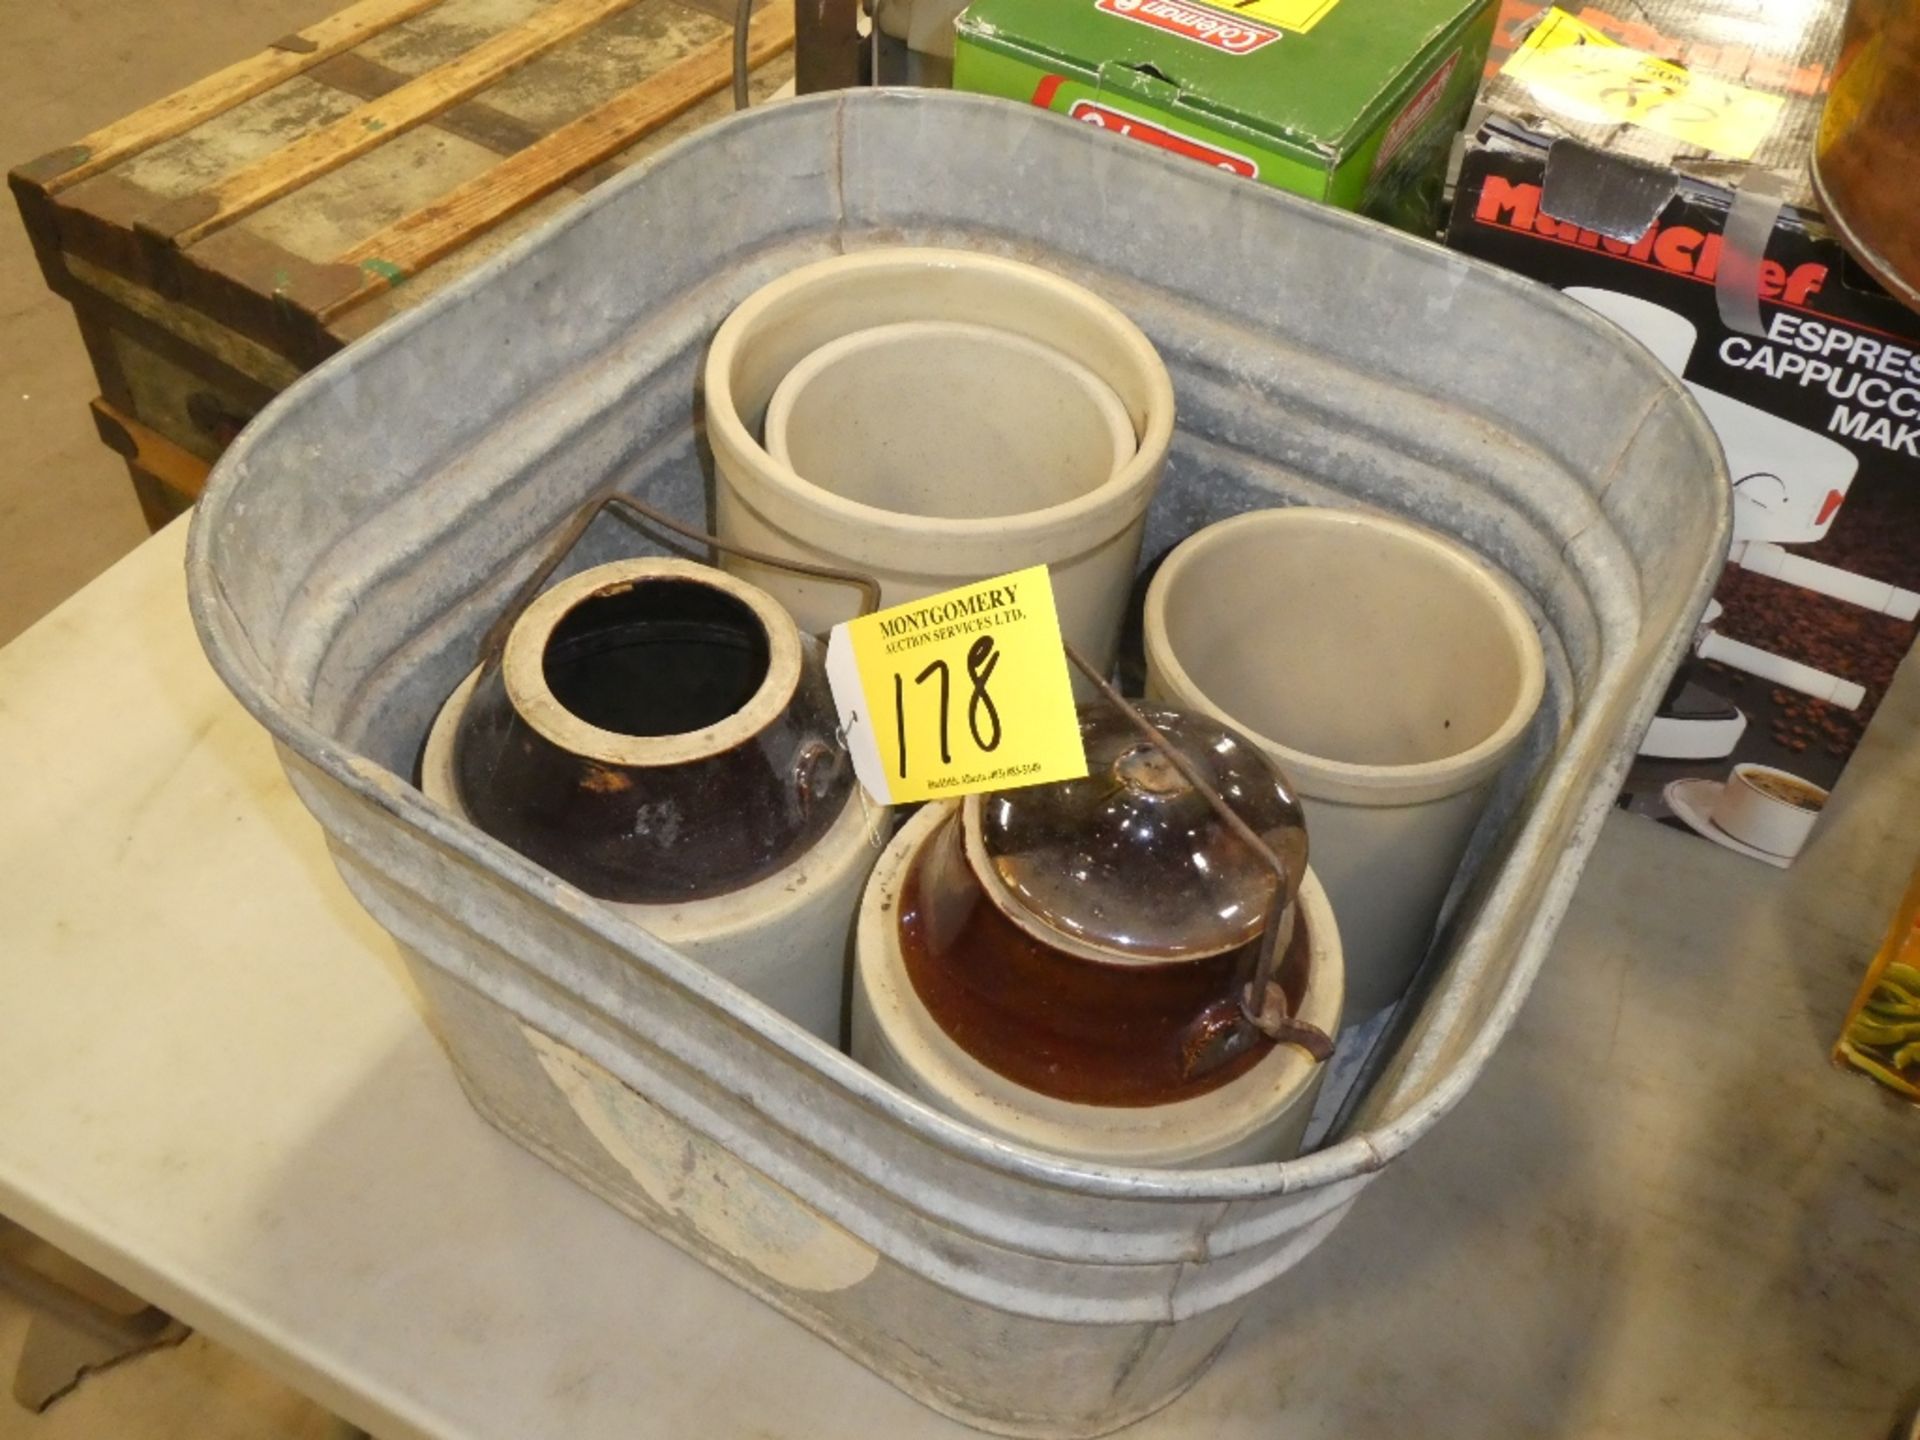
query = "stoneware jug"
(852, 704, 1344, 1168)
(423, 557, 887, 1042)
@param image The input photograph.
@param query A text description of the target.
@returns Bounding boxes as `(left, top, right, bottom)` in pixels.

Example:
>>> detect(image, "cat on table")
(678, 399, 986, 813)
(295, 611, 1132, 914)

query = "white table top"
(4, 521, 1920, 1439)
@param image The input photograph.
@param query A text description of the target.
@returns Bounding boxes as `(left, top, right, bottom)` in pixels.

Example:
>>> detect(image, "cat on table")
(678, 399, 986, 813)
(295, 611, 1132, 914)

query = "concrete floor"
(3, 6, 364, 1433)
(0, 1229, 353, 1440)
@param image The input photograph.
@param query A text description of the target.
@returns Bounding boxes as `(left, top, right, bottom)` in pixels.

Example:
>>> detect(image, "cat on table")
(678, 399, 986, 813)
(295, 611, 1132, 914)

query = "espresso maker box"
(1447, 1, 1920, 867)
(954, 0, 1498, 231)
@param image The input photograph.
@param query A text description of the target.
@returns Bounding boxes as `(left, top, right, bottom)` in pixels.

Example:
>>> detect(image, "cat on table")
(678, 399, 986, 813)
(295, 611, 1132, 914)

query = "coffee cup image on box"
(1663, 761, 1829, 867)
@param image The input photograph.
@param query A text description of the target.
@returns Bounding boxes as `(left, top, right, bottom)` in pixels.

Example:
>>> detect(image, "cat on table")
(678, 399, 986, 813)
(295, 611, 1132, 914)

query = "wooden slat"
(318, 4, 795, 321)
(308, 51, 556, 160)
(144, 0, 647, 251)
(90, 398, 215, 514)
(17, 0, 448, 196)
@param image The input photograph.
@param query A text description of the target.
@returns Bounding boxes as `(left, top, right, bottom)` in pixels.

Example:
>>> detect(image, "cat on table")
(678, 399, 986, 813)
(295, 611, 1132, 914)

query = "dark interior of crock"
(542, 578, 770, 737)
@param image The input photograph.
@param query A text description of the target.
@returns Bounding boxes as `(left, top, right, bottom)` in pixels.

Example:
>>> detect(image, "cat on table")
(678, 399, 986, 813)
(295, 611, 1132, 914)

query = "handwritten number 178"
(895, 636, 1003, 779)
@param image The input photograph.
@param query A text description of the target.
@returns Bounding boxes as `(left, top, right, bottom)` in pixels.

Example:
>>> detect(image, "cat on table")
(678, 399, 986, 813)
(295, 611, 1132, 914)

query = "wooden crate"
(10, 0, 796, 527)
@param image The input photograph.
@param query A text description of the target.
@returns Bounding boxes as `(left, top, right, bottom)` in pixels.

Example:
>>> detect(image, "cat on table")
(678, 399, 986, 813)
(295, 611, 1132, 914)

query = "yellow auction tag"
(825, 566, 1088, 805)
(1502, 7, 1784, 161)
(1201, 0, 1341, 36)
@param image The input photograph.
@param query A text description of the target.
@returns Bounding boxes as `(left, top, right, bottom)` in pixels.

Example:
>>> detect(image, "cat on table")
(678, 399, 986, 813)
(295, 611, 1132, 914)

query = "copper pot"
(1814, 0, 1920, 312)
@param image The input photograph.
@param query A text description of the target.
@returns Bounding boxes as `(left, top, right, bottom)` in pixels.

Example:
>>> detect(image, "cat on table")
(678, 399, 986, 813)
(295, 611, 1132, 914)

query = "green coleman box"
(954, 0, 1498, 229)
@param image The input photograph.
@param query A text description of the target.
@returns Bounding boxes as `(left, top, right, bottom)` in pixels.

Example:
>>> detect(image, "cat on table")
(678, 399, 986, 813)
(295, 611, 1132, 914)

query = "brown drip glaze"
(898, 813, 1307, 1107)
(454, 570, 851, 904)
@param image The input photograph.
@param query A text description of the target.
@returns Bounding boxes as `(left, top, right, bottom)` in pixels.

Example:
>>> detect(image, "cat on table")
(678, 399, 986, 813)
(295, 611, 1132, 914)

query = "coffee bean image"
(1716, 549, 1919, 764)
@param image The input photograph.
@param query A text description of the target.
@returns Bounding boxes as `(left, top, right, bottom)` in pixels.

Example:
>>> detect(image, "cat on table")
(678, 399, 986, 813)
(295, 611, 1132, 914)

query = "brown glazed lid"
(452, 558, 851, 904)
(966, 704, 1306, 962)
(898, 704, 1311, 1107)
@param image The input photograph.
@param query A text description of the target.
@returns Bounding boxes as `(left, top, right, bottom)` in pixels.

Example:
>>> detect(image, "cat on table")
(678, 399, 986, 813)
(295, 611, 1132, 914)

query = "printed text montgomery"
(877, 583, 1024, 655)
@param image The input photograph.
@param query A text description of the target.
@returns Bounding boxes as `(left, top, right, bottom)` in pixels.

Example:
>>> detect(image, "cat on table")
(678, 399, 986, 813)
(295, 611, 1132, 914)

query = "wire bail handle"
(1062, 643, 1333, 1063)
(476, 491, 881, 673)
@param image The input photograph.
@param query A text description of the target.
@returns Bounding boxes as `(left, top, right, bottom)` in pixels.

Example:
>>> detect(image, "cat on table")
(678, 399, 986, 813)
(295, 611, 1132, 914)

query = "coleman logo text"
(1374, 52, 1458, 177)
(1095, 0, 1282, 55)
(1068, 100, 1260, 178)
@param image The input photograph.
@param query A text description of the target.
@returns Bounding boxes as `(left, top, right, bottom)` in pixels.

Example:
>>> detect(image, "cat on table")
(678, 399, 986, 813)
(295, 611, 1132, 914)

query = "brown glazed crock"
(452, 557, 851, 903)
(897, 704, 1310, 1107)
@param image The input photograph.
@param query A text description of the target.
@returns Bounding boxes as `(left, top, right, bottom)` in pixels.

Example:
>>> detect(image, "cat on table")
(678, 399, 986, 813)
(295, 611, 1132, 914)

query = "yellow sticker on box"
(1501, 7, 1785, 162)
(825, 566, 1088, 805)
(1196, 0, 1342, 36)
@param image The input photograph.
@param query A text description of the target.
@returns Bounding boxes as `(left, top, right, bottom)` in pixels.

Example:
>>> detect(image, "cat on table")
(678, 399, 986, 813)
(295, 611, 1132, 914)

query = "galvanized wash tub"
(185, 91, 1727, 1439)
